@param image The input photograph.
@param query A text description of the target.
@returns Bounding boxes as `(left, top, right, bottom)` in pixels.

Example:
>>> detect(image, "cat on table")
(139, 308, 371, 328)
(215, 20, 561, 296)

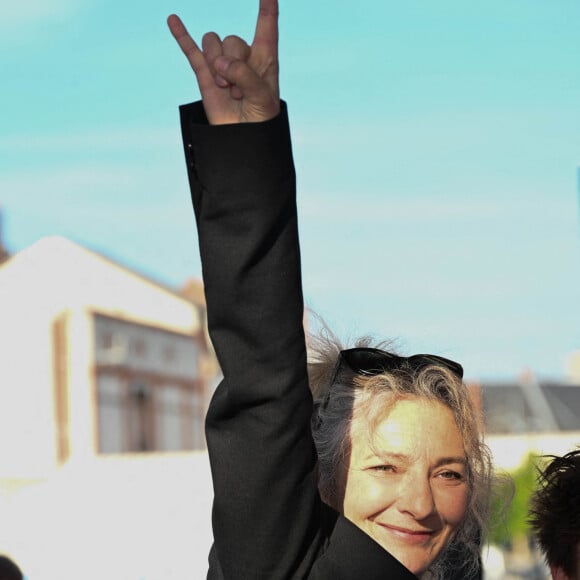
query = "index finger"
(252, 0, 279, 55)
(168, 15, 206, 75)
(168, 15, 217, 93)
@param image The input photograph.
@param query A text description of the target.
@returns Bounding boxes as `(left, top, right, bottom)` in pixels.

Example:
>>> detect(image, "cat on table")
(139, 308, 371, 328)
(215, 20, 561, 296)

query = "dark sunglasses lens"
(410, 355, 464, 379)
(339, 349, 463, 379)
(341, 348, 396, 376)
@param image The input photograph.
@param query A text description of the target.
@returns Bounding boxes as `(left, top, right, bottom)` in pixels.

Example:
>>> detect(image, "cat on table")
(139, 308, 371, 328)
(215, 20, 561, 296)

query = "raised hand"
(168, 0, 280, 125)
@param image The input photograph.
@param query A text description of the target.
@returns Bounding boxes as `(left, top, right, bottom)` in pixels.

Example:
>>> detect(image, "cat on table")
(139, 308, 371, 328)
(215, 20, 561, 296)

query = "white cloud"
(0, 163, 188, 219)
(0, 125, 187, 223)
(0, 125, 192, 240)
(298, 191, 573, 227)
(0, 0, 79, 28)
(0, 126, 178, 154)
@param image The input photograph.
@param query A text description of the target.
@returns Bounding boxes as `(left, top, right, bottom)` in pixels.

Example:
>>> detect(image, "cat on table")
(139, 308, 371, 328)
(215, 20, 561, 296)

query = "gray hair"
(307, 329, 493, 580)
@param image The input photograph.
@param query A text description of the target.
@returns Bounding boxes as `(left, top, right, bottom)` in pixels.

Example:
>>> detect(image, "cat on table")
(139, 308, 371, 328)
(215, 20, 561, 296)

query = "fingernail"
(216, 57, 231, 73)
(215, 75, 229, 88)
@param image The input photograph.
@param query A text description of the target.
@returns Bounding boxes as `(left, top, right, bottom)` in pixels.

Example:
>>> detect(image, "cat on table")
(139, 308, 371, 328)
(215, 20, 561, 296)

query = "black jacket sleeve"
(180, 102, 323, 579)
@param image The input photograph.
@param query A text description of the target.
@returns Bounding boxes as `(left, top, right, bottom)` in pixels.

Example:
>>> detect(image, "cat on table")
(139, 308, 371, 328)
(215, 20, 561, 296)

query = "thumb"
(215, 56, 279, 120)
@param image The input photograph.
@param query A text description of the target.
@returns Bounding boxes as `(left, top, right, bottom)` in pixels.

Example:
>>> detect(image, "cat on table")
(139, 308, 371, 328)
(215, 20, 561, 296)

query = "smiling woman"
(309, 337, 492, 578)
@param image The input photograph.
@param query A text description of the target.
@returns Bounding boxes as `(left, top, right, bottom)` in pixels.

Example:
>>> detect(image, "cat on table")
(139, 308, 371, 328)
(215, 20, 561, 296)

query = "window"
(97, 372, 205, 453)
(157, 386, 183, 451)
(97, 374, 126, 453)
(94, 314, 207, 453)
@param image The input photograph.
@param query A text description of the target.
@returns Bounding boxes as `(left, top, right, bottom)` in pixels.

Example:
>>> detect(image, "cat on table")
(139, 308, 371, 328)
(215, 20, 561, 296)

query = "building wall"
(0, 267, 61, 477)
(487, 431, 580, 471)
(0, 237, 211, 477)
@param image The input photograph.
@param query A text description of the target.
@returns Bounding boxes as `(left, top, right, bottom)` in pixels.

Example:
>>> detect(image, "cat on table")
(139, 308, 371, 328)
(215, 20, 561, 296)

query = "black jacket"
(180, 101, 416, 580)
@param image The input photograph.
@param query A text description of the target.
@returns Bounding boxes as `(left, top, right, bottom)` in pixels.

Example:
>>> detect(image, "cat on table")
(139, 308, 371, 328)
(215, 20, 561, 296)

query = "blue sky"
(2, 0, 580, 379)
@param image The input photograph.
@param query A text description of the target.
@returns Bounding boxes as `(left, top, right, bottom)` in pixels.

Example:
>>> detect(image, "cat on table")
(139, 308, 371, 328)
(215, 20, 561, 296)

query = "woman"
(308, 335, 490, 579)
(168, 2, 492, 578)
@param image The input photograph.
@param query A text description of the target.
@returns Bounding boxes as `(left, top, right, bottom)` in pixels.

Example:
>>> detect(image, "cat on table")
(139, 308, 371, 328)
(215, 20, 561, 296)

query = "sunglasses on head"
(330, 347, 464, 387)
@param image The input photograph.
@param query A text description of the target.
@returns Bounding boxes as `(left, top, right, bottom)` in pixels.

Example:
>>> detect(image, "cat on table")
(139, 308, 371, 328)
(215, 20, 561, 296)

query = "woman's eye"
(372, 464, 396, 473)
(438, 470, 463, 481)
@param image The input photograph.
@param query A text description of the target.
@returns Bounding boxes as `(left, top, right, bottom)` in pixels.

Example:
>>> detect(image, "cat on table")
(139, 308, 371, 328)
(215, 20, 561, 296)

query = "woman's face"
(341, 397, 469, 576)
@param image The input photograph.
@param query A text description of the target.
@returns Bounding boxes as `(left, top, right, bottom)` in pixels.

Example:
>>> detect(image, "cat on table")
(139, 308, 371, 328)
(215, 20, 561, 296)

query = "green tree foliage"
(489, 453, 545, 546)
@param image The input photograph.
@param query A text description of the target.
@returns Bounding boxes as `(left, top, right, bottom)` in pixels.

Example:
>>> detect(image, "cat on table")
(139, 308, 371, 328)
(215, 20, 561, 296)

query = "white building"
(0, 236, 217, 478)
(0, 236, 219, 578)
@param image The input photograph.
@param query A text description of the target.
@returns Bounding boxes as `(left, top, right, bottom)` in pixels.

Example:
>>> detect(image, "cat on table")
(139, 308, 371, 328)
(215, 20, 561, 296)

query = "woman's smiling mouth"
(377, 523, 437, 544)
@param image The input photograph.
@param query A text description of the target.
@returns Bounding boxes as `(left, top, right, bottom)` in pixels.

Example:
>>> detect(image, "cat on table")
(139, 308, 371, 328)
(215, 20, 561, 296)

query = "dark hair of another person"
(0, 555, 23, 580)
(529, 449, 580, 577)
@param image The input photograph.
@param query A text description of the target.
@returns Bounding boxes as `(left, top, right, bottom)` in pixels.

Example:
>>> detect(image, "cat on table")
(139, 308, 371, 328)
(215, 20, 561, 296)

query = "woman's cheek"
(438, 485, 469, 525)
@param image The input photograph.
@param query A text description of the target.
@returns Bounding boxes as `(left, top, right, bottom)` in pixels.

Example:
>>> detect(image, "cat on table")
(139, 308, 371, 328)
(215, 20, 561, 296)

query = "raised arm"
(169, 3, 327, 578)
(167, 0, 280, 125)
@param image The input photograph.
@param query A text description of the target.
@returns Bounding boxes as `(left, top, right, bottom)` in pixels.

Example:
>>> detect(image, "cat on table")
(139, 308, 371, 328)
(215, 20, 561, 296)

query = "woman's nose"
(396, 476, 436, 520)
